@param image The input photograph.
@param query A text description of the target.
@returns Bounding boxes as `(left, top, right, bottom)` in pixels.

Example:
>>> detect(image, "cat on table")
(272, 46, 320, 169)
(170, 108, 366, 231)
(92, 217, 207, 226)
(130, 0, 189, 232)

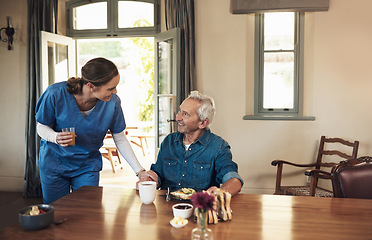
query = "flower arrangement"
(190, 191, 215, 211)
(190, 192, 215, 240)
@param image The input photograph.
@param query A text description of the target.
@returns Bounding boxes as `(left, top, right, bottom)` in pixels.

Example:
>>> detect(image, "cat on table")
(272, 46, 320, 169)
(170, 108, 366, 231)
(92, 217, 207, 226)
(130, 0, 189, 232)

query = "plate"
(169, 188, 196, 201)
(168, 194, 192, 202)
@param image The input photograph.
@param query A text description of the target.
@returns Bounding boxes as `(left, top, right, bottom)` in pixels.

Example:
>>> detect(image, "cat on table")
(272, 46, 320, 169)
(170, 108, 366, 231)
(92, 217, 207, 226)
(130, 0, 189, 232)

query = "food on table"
(200, 189, 232, 224)
(23, 206, 46, 216)
(174, 204, 192, 210)
(170, 188, 196, 200)
(170, 216, 188, 226)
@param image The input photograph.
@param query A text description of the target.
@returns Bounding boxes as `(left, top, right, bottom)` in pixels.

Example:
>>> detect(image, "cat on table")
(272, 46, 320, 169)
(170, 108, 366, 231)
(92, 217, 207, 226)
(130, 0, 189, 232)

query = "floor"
(0, 137, 155, 230)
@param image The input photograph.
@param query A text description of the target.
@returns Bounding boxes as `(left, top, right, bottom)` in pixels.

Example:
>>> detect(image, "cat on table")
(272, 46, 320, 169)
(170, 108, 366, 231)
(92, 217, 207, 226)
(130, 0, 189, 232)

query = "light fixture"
(0, 16, 15, 50)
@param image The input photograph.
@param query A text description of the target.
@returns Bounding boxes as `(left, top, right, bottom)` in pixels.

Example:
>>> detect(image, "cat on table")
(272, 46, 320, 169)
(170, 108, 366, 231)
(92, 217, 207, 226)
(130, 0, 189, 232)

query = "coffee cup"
(138, 181, 157, 204)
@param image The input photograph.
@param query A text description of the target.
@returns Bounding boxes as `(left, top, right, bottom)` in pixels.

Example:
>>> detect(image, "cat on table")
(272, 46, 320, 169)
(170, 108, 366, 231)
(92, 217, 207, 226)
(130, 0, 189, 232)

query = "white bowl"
(172, 203, 193, 219)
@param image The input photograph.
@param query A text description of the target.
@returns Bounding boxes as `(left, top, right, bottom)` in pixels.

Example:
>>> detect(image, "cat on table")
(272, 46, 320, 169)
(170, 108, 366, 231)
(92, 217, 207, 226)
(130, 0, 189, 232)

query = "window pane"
(73, 2, 107, 30)
(263, 52, 294, 109)
(158, 96, 175, 144)
(118, 1, 154, 28)
(47, 43, 69, 86)
(264, 12, 294, 50)
(158, 40, 173, 94)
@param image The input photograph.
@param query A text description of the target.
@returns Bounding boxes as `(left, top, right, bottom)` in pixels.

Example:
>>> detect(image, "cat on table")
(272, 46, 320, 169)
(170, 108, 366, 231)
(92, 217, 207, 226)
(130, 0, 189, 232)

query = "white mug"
(138, 181, 157, 204)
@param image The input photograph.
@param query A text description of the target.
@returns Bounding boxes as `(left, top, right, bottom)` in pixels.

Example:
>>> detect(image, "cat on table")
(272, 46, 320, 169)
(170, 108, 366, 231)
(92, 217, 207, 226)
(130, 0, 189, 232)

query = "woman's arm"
(37, 122, 58, 143)
(37, 122, 74, 147)
(112, 131, 145, 175)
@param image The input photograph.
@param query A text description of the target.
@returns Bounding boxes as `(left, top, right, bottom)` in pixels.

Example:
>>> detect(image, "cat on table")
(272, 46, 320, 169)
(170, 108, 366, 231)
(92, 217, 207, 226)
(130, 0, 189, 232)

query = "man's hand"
(206, 178, 242, 197)
(136, 170, 159, 190)
(206, 186, 219, 195)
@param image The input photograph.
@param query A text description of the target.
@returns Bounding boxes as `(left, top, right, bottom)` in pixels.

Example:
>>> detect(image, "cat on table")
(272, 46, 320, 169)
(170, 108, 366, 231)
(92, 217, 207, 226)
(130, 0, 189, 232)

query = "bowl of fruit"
(18, 204, 54, 230)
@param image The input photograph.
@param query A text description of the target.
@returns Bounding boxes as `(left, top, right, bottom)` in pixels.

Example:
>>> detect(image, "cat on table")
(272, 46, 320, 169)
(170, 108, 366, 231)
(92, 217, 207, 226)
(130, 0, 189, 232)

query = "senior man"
(138, 91, 243, 196)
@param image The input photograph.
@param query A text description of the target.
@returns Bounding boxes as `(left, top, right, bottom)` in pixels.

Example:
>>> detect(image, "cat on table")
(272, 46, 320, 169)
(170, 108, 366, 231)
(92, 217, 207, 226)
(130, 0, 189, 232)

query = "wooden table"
(2, 186, 372, 240)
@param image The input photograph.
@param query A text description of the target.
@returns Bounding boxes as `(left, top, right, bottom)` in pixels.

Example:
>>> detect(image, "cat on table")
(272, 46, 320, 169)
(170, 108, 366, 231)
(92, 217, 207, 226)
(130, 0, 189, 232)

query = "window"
(245, 12, 314, 120)
(66, 0, 159, 38)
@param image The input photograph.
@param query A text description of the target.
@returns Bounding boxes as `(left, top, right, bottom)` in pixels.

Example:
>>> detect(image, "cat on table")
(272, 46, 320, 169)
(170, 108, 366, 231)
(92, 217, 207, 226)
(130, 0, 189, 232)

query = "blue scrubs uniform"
(35, 82, 126, 203)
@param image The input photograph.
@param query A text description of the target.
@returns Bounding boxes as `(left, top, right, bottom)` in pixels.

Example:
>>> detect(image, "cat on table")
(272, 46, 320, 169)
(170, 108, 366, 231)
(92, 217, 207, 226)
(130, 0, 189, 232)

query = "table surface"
(2, 186, 372, 240)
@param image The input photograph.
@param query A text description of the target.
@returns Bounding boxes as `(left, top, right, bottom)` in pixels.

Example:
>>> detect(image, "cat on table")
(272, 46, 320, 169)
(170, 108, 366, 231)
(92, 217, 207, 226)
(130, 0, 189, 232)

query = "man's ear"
(199, 118, 209, 129)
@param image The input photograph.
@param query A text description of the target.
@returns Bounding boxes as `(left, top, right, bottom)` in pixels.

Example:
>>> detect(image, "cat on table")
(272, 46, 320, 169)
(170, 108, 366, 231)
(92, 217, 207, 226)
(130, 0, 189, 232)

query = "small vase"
(191, 209, 213, 240)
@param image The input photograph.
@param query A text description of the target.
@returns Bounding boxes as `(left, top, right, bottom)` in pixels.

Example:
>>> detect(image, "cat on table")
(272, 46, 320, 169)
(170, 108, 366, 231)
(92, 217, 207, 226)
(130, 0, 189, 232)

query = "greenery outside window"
(245, 12, 314, 121)
(66, 0, 159, 38)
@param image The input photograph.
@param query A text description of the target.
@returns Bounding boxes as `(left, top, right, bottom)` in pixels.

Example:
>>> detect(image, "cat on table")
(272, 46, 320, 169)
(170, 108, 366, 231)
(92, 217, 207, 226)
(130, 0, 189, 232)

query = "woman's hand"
(56, 132, 74, 147)
(136, 170, 159, 190)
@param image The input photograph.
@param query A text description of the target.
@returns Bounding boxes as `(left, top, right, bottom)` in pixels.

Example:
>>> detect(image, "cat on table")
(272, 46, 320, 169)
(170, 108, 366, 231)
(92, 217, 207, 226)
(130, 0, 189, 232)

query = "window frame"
(244, 12, 314, 121)
(66, 0, 160, 38)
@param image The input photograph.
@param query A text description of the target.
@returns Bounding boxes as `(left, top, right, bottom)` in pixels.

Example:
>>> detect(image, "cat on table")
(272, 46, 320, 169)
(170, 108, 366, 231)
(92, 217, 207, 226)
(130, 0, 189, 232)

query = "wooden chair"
(100, 131, 122, 173)
(331, 156, 372, 199)
(271, 136, 359, 197)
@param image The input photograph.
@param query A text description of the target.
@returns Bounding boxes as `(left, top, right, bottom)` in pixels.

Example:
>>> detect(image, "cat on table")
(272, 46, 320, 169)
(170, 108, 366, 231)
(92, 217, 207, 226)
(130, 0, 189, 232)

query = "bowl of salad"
(18, 204, 54, 230)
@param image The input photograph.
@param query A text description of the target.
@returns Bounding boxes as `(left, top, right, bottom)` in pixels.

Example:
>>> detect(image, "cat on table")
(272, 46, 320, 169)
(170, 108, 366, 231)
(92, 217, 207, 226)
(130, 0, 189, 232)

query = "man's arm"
(221, 178, 242, 197)
(207, 178, 242, 197)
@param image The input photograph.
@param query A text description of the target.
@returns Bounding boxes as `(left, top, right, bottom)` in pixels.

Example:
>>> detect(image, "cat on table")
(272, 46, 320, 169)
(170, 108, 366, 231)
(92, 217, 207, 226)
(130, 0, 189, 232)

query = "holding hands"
(136, 170, 159, 190)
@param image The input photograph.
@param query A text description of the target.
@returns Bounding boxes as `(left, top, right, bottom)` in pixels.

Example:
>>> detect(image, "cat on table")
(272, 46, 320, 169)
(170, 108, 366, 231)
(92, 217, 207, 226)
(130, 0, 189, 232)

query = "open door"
(154, 28, 181, 154)
(41, 31, 76, 92)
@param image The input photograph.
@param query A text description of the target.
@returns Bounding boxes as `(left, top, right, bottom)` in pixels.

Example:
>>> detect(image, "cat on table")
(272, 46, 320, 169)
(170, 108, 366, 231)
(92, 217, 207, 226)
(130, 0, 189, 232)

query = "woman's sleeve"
(37, 122, 58, 143)
(35, 87, 57, 126)
(112, 131, 144, 174)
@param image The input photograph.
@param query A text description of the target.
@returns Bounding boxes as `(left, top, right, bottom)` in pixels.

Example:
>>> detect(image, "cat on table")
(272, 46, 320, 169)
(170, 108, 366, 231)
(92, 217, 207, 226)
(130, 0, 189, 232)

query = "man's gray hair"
(188, 90, 216, 125)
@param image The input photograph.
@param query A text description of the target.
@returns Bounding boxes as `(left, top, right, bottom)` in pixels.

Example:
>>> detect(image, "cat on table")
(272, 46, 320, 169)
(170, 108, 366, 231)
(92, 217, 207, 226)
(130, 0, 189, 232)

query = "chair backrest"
(315, 136, 359, 170)
(331, 156, 372, 199)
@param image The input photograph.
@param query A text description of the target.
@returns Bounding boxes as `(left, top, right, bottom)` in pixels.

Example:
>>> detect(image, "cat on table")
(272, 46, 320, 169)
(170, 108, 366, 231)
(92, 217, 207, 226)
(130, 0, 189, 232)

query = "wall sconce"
(0, 16, 15, 50)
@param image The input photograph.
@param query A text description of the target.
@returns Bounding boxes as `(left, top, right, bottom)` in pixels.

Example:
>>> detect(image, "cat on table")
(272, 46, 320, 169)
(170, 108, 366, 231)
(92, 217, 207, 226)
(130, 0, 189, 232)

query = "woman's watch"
(136, 169, 146, 177)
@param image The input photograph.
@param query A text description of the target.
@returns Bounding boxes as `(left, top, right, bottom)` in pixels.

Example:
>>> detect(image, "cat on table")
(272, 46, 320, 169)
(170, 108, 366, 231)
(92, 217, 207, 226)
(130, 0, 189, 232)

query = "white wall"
(1, 0, 372, 194)
(195, 0, 372, 194)
(0, 0, 28, 191)
(0, 0, 67, 191)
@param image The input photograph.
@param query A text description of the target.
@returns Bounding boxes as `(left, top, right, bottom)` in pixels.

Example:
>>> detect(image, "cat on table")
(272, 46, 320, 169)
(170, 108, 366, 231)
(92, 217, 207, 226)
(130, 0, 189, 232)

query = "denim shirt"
(151, 129, 244, 190)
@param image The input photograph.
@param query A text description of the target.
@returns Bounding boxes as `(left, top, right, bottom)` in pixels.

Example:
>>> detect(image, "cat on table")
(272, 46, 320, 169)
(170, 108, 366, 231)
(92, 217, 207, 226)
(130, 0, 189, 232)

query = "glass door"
(41, 31, 76, 92)
(155, 28, 181, 153)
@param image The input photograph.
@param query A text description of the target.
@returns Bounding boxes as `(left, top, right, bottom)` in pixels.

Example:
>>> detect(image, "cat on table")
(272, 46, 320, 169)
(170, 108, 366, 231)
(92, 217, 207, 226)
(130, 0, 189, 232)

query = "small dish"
(172, 203, 193, 219)
(170, 218, 188, 228)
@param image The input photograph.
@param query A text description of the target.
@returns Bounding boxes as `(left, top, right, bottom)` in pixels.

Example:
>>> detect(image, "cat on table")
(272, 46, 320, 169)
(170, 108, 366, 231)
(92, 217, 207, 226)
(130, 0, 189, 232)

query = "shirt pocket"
(163, 157, 178, 181)
(192, 161, 212, 186)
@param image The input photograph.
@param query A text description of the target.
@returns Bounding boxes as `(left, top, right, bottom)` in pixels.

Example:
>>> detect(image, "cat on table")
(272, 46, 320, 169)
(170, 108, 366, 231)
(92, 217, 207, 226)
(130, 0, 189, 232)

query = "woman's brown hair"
(67, 57, 119, 94)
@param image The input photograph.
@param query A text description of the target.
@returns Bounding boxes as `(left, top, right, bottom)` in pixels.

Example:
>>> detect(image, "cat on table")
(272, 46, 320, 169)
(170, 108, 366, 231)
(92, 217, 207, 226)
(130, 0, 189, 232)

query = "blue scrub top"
(35, 81, 126, 177)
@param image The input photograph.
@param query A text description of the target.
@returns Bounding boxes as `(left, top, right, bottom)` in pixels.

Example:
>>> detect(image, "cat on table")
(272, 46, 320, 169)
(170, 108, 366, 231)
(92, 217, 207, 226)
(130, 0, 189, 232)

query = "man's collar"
(175, 129, 211, 146)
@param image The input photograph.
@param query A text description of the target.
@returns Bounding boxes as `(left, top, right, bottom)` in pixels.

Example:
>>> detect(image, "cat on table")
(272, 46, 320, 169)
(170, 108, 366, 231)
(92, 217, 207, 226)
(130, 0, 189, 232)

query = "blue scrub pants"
(40, 170, 99, 204)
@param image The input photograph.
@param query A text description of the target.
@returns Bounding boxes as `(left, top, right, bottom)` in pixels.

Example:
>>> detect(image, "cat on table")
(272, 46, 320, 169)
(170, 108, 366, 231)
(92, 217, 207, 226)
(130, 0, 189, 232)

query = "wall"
(0, 0, 28, 191)
(195, 0, 372, 193)
(0, 0, 67, 191)
(1, 0, 372, 194)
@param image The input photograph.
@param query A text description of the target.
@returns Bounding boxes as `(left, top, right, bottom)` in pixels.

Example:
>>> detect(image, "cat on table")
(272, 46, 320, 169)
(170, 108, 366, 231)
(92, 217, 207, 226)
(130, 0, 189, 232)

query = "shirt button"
(201, 166, 203, 169)
(182, 174, 185, 177)
(168, 163, 171, 165)
(178, 183, 181, 186)
(184, 160, 187, 163)
(189, 148, 192, 151)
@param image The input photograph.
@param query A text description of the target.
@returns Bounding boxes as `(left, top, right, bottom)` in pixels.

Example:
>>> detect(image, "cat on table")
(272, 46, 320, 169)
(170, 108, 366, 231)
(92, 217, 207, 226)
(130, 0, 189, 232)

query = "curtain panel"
(25, 0, 58, 198)
(165, 0, 196, 101)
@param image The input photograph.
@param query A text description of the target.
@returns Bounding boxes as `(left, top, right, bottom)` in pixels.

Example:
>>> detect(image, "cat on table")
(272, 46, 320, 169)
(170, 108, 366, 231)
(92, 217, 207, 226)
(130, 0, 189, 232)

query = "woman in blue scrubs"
(35, 57, 154, 203)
